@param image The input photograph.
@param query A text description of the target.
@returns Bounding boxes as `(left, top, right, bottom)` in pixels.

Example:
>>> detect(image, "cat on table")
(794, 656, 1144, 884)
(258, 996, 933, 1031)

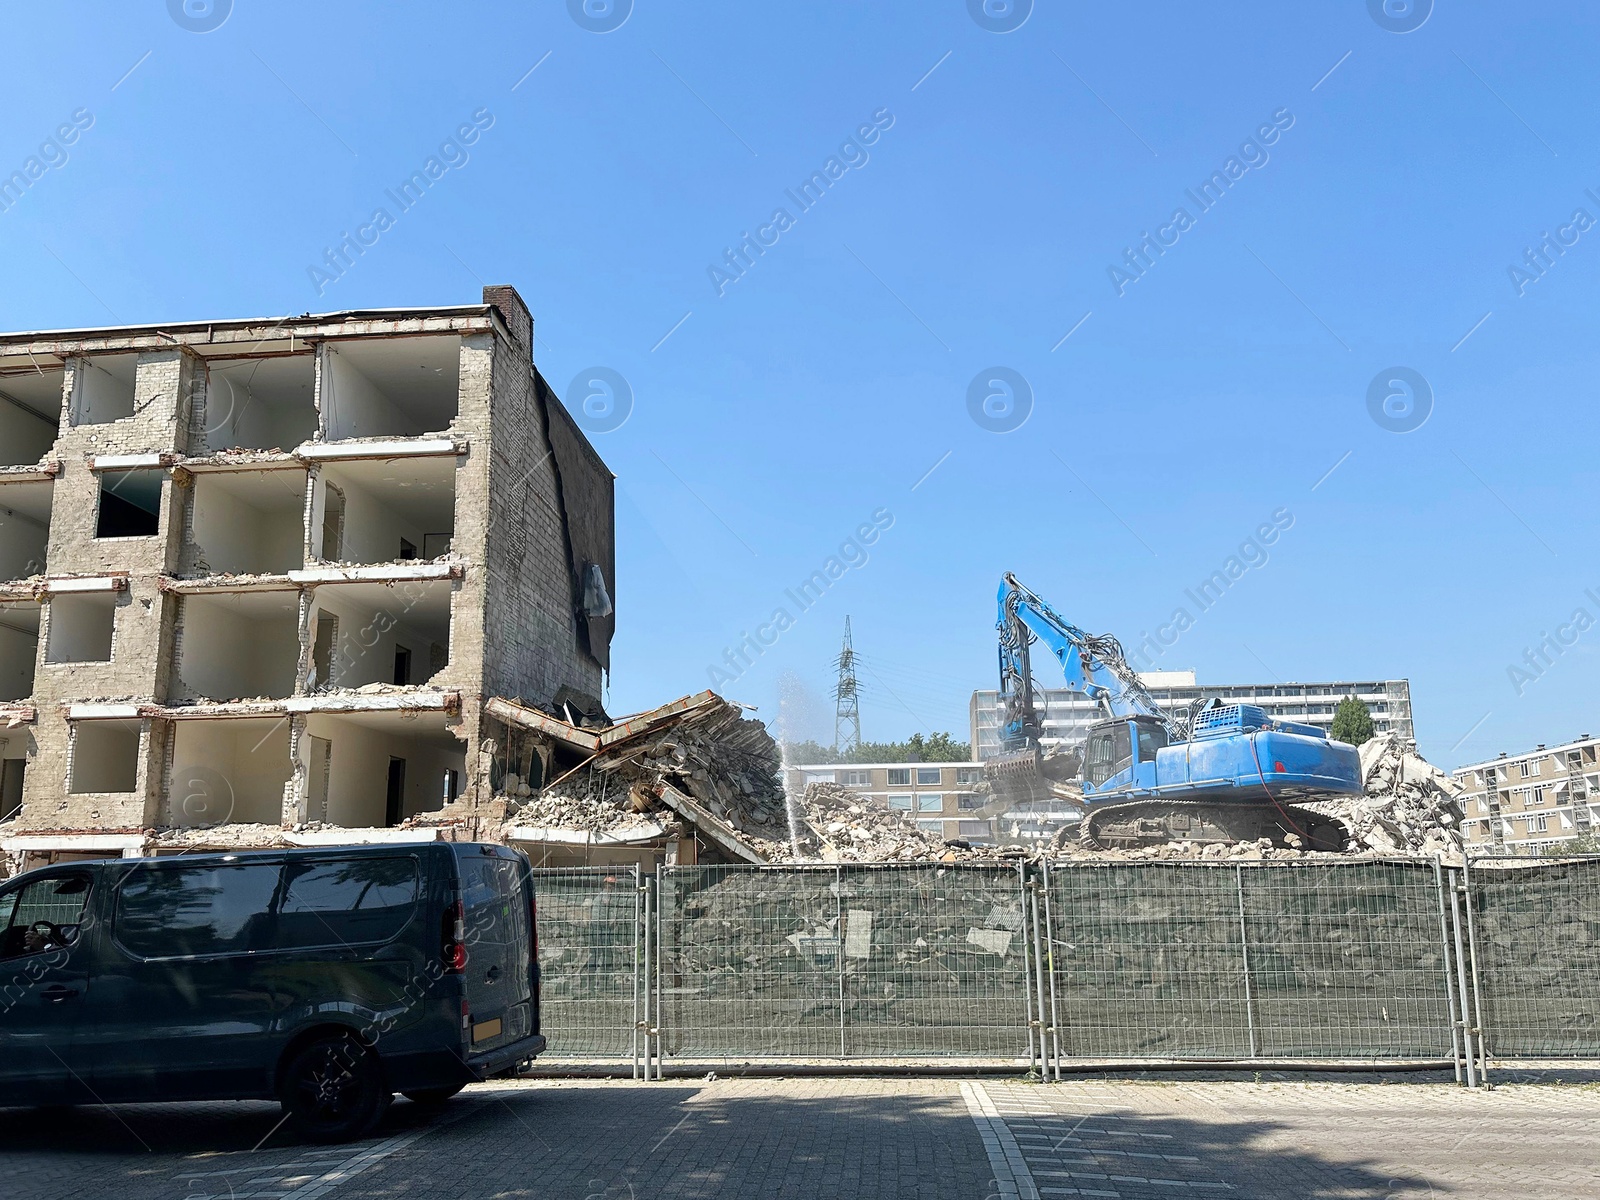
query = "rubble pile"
(497, 689, 1466, 865)
(500, 693, 795, 858)
(1048, 831, 1316, 862)
(1302, 733, 1466, 857)
(791, 782, 1001, 863)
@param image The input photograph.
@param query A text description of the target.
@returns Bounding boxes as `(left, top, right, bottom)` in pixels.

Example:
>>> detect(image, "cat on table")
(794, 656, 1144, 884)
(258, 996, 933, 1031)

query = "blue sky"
(3, 1, 1597, 768)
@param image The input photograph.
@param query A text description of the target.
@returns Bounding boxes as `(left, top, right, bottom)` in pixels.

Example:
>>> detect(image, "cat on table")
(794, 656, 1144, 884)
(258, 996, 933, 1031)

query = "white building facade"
(970, 672, 1414, 760)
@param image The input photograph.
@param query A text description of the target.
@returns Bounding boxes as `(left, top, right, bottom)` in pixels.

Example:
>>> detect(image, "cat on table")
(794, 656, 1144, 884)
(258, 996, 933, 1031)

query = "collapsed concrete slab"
(1302, 732, 1465, 857)
(486, 691, 793, 866)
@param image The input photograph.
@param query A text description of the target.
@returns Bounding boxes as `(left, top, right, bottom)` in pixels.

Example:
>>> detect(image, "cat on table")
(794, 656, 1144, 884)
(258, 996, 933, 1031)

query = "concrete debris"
(497, 692, 794, 858)
(495, 694, 1024, 863)
(784, 782, 1013, 863)
(495, 691, 1464, 866)
(1301, 732, 1466, 858)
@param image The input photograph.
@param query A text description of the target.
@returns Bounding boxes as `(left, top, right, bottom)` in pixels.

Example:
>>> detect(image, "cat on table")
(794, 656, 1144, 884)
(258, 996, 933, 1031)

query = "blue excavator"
(987, 573, 1362, 850)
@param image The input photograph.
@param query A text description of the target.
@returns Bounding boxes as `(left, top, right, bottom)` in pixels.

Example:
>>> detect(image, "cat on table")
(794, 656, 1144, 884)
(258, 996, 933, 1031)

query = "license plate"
(472, 1017, 503, 1044)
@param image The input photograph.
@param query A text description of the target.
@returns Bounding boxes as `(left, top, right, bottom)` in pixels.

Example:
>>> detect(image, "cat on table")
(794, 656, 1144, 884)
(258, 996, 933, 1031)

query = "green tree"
(782, 739, 837, 764)
(1329, 696, 1375, 746)
(1551, 833, 1600, 857)
(782, 731, 973, 764)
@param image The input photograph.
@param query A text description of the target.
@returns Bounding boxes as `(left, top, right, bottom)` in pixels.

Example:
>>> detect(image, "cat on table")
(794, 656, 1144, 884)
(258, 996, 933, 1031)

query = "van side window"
(0, 874, 92, 961)
(115, 864, 280, 959)
(275, 858, 418, 950)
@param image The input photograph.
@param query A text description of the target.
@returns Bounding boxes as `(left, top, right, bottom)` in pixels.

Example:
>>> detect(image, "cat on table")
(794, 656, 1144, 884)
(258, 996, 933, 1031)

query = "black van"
(0, 841, 544, 1140)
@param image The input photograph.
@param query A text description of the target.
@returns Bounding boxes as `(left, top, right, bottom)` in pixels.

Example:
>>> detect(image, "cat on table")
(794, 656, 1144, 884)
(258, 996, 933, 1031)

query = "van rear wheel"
(279, 1032, 388, 1143)
(403, 1084, 465, 1106)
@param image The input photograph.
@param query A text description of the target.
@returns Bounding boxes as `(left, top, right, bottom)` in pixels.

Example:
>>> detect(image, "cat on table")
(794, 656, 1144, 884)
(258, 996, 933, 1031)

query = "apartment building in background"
(1452, 735, 1599, 854)
(784, 759, 1081, 846)
(785, 761, 997, 844)
(970, 671, 1415, 760)
(0, 286, 614, 874)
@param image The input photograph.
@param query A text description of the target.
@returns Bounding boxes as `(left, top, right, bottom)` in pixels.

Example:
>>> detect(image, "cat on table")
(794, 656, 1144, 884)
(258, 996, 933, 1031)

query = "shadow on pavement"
(0, 1090, 453, 1158)
(9, 1076, 1594, 1200)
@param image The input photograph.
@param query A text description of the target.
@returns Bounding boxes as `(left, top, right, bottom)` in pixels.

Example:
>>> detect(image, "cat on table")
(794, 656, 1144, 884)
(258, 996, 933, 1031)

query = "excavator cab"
(1083, 716, 1169, 792)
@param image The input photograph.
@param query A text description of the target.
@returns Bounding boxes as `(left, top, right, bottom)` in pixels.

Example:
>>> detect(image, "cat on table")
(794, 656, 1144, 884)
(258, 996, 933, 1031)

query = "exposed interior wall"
(73, 354, 138, 426)
(317, 464, 453, 564)
(0, 482, 51, 580)
(202, 355, 317, 453)
(188, 469, 307, 575)
(322, 348, 418, 440)
(45, 592, 116, 663)
(320, 337, 460, 441)
(0, 381, 60, 465)
(306, 581, 452, 691)
(0, 603, 39, 701)
(0, 736, 25, 821)
(303, 711, 465, 826)
(173, 592, 299, 700)
(168, 719, 291, 826)
(69, 719, 141, 793)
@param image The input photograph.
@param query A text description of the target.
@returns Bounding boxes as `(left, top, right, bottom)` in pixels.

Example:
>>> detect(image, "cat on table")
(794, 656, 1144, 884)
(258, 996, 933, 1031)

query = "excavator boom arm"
(997, 573, 1173, 750)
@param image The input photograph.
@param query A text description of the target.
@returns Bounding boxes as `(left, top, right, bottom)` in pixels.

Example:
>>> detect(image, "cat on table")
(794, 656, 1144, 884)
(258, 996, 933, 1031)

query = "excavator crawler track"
(1079, 799, 1349, 852)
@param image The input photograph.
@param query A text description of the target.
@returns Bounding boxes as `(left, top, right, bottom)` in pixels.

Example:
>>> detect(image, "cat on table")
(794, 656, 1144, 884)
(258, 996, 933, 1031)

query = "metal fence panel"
(1045, 863, 1254, 1057)
(531, 866, 640, 1057)
(653, 864, 1033, 1058)
(526, 858, 1599, 1068)
(839, 864, 1031, 1057)
(1240, 861, 1453, 1057)
(658, 865, 845, 1057)
(1468, 857, 1600, 1057)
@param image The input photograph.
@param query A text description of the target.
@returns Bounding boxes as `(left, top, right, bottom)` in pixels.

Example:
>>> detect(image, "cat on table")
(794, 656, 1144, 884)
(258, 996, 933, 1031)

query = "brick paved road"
(8, 1074, 1599, 1200)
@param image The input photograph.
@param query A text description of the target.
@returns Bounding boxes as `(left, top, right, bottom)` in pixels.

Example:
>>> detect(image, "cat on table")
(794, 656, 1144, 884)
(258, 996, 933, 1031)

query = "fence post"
(1460, 857, 1491, 1086)
(1039, 859, 1062, 1080)
(1234, 864, 1260, 1059)
(649, 864, 665, 1080)
(642, 867, 655, 1080)
(1431, 856, 1464, 1084)
(1019, 860, 1038, 1072)
(837, 865, 847, 1058)
(1446, 865, 1480, 1089)
(632, 864, 644, 1081)
(1026, 868, 1051, 1080)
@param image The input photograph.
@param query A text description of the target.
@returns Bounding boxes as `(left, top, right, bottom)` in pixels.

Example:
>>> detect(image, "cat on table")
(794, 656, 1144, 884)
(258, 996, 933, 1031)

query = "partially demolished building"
(0, 286, 616, 873)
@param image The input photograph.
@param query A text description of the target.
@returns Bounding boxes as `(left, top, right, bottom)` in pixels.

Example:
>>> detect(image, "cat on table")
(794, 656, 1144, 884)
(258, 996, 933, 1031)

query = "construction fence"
(531, 857, 1600, 1085)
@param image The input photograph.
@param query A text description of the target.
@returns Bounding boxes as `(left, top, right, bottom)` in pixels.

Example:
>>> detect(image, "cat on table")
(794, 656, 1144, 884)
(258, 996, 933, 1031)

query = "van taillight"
(442, 899, 467, 974)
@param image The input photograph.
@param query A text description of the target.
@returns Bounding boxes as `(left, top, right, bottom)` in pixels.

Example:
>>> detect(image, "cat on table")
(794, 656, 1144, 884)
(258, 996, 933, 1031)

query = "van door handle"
(40, 984, 80, 1003)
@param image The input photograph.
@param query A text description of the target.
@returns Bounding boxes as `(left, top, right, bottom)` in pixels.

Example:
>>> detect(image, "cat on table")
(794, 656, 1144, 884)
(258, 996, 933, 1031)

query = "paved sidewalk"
(7, 1075, 1600, 1200)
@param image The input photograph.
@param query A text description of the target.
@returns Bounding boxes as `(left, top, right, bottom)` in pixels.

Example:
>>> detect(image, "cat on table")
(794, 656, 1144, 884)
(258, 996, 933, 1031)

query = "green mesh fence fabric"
(1239, 861, 1453, 1057)
(652, 864, 1032, 1059)
(1469, 857, 1600, 1057)
(532, 867, 640, 1057)
(529, 859, 1597, 1064)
